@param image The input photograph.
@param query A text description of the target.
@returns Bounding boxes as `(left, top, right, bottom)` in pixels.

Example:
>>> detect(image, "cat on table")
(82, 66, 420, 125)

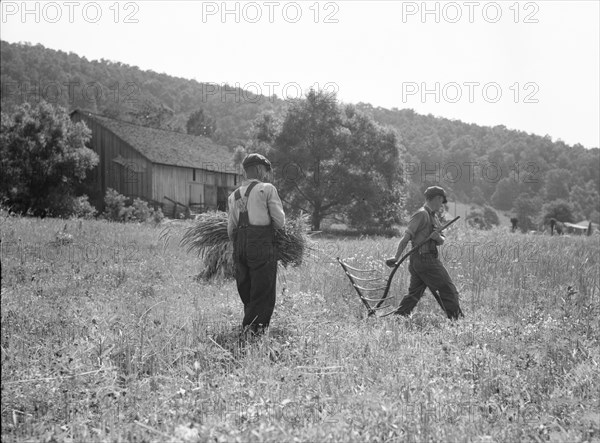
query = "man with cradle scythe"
(386, 186, 464, 320)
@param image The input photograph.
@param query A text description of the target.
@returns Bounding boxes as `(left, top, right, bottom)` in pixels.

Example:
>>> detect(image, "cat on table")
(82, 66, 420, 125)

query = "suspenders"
(233, 181, 274, 265)
(234, 181, 259, 228)
(234, 180, 259, 202)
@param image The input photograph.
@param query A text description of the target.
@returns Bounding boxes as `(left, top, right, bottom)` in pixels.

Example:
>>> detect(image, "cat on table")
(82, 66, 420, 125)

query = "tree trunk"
(312, 208, 321, 231)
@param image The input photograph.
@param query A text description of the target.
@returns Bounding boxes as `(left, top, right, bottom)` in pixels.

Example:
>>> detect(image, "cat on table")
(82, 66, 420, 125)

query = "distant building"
(71, 110, 241, 216)
(565, 221, 599, 235)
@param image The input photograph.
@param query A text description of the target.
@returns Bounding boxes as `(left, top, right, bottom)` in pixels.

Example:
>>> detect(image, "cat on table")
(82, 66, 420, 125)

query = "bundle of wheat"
(180, 211, 311, 281)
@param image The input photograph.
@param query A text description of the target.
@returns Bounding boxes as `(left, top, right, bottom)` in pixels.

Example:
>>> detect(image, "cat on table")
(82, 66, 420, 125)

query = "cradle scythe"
(337, 216, 460, 318)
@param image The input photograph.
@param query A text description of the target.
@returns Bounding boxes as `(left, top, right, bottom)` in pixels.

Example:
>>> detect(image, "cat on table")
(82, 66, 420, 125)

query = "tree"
(466, 208, 487, 229)
(254, 111, 280, 144)
(0, 101, 98, 216)
(543, 168, 572, 201)
(472, 186, 486, 205)
(514, 195, 542, 232)
(341, 105, 404, 229)
(490, 177, 521, 211)
(483, 205, 500, 227)
(261, 89, 403, 230)
(466, 205, 498, 230)
(542, 199, 575, 225)
(570, 182, 600, 220)
(186, 108, 216, 138)
(127, 99, 175, 131)
(402, 182, 426, 217)
(232, 145, 247, 169)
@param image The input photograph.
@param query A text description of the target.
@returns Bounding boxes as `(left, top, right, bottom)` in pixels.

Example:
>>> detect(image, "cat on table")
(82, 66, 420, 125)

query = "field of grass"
(1, 212, 599, 442)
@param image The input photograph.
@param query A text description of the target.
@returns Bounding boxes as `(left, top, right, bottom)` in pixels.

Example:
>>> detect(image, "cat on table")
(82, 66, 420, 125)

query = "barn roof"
(575, 221, 599, 230)
(73, 110, 237, 171)
(564, 222, 587, 230)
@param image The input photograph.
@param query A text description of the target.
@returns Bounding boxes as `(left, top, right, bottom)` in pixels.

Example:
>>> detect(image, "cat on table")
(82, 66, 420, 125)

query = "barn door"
(204, 185, 217, 209)
(217, 187, 229, 211)
(189, 183, 203, 204)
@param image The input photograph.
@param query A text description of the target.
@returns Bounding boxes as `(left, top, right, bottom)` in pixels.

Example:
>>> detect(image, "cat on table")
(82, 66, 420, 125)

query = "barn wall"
(152, 164, 192, 207)
(72, 112, 152, 205)
(153, 165, 239, 213)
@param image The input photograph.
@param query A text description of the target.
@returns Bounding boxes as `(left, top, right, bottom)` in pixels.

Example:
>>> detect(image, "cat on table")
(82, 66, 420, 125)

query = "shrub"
(132, 198, 153, 222)
(103, 188, 128, 221)
(103, 189, 164, 223)
(467, 205, 500, 230)
(483, 205, 500, 227)
(152, 207, 165, 224)
(118, 205, 135, 222)
(42, 192, 79, 218)
(467, 212, 487, 229)
(466, 207, 489, 230)
(71, 195, 97, 219)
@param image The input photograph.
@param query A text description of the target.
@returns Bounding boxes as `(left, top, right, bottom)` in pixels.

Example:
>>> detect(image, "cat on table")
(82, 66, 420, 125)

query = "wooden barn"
(71, 110, 241, 216)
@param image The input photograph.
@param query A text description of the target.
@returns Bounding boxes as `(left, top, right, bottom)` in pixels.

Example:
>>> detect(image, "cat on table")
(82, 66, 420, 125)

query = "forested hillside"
(0, 40, 286, 148)
(2, 40, 598, 223)
(357, 104, 599, 219)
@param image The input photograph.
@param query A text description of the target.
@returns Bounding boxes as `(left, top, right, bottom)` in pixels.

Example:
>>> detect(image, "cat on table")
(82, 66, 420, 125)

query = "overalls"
(396, 207, 463, 320)
(232, 181, 278, 331)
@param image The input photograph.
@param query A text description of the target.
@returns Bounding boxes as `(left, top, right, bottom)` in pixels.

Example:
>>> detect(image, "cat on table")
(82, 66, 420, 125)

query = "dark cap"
(242, 153, 271, 171)
(424, 186, 448, 204)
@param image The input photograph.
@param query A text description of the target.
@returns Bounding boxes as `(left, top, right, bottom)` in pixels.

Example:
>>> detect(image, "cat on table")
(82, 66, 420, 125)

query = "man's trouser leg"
(235, 257, 251, 307)
(395, 260, 428, 316)
(412, 255, 463, 319)
(243, 258, 277, 329)
(234, 229, 252, 308)
(241, 228, 277, 330)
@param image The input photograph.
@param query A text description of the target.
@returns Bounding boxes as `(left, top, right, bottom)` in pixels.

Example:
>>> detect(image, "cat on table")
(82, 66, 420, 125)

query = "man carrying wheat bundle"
(227, 153, 286, 336)
(386, 186, 464, 320)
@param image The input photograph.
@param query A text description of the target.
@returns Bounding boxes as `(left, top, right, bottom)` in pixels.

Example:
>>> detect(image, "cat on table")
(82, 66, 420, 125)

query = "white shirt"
(227, 180, 285, 240)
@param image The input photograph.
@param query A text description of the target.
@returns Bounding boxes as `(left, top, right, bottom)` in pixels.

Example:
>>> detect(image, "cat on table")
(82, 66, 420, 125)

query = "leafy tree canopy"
(0, 101, 98, 216)
(514, 195, 542, 233)
(186, 108, 216, 138)
(257, 89, 404, 230)
(542, 199, 575, 225)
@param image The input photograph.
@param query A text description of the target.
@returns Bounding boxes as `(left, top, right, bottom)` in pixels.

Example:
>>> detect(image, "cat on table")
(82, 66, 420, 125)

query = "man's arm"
(266, 184, 285, 229)
(387, 231, 412, 265)
(227, 195, 237, 242)
(386, 210, 426, 267)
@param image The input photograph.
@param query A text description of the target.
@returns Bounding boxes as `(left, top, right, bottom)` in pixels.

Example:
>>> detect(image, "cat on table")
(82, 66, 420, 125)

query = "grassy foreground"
(1, 214, 599, 442)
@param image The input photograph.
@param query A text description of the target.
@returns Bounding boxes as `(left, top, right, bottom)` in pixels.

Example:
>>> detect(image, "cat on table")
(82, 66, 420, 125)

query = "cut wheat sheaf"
(179, 211, 312, 281)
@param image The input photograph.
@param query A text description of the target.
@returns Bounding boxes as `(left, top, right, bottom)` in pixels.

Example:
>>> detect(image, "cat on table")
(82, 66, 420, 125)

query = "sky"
(1, 0, 599, 148)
